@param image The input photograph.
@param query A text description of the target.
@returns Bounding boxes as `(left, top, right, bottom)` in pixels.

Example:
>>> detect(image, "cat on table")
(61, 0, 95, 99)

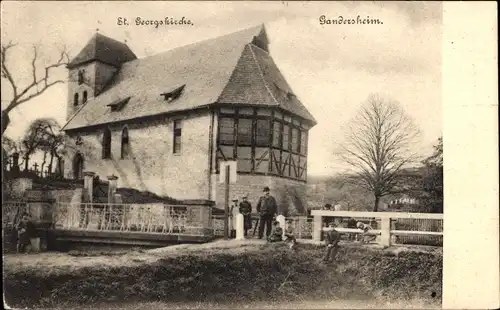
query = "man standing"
(239, 194, 253, 237)
(256, 186, 277, 239)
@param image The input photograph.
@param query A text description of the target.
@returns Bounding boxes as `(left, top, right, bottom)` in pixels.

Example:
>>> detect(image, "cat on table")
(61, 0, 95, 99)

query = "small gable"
(107, 97, 131, 112)
(160, 84, 185, 102)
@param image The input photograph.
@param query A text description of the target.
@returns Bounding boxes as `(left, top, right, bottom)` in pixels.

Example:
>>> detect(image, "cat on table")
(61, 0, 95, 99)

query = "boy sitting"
(356, 221, 377, 243)
(323, 221, 341, 263)
(267, 221, 283, 243)
(284, 220, 297, 249)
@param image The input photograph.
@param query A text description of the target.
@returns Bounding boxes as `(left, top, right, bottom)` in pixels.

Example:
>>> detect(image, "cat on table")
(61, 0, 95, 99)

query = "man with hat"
(239, 194, 253, 237)
(256, 186, 278, 239)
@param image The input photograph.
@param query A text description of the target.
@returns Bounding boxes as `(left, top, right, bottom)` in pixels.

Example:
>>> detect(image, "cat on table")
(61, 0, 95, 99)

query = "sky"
(1, 1, 442, 176)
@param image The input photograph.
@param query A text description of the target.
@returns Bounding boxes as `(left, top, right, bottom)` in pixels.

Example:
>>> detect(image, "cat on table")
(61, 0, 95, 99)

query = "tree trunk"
(1, 110, 10, 137)
(24, 154, 30, 171)
(48, 152, 54, 175)
(41, 151, 47, 176)
(374, 195, 380, 212)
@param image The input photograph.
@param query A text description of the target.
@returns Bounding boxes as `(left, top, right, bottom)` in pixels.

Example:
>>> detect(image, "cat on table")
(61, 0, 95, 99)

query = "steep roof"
(63, 25, 316, 131)
(67, 33, 137, 69)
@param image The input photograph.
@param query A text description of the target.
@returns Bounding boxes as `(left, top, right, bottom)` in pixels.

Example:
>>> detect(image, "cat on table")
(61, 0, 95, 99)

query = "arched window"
(78, 70, 85, 85)
(73, 153, 84, 180)
(83, 91, 88, 103)
(73, 93, 79, 106)
(102, 127, 111, 159)
(121, 127, 129, 159)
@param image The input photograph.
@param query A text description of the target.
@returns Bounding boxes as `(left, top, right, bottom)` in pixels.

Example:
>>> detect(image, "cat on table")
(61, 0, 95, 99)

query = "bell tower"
(66, 31, 137, 121)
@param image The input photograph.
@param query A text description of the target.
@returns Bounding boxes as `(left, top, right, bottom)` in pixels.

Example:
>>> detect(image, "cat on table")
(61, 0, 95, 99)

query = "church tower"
(66, 32, 137, 120)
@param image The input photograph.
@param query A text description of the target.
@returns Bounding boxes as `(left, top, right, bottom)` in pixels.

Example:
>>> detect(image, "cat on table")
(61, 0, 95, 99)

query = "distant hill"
(305, 166, 427, 212)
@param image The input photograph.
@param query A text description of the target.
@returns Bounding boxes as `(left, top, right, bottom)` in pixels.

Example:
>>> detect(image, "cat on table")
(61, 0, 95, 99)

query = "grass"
(3, 241, 442, 308)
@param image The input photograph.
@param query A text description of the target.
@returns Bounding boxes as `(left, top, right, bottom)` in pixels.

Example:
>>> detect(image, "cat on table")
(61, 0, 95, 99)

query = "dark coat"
(17, 219, 37, 238)
(256, 195, 277, 216)
(268, 226, 283, 242)
(324, 228, 341, 245)
(239, 201, 252, 230)
(239, 201, 252, 215)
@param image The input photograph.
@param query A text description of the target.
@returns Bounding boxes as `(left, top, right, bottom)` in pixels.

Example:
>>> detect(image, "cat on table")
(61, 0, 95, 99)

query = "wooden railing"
(311, 210, 443, 247)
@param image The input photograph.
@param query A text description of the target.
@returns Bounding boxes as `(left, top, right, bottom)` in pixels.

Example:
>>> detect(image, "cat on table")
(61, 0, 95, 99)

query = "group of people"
(238, 188, 377, 259)
(237, 186, 296, 248)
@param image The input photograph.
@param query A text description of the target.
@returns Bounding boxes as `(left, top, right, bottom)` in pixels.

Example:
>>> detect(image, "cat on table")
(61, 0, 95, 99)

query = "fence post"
(83, 171, 95, 203)
(313, 215, 323, 242)
(380, 216, 391, 247)
(276, 214, 286, 240)
(235, 213, 244, 240)
(107, 175, 118, 204)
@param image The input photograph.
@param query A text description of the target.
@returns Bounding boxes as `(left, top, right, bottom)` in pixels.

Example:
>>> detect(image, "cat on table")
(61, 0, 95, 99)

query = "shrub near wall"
(3, 243, 442, 308)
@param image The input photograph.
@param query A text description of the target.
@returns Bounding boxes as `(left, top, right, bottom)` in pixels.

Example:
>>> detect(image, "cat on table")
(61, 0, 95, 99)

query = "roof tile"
(63, 25, 316, 131)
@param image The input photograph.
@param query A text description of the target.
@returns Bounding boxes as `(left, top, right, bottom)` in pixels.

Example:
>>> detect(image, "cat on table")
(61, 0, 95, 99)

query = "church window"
(121, 127, 129, 159)
(300, 131, 308, 155)
(237, 118, 252, 146)
(73, 153, 84, 180)
(102, 127, 111, 159)
(83, 91, 88, 104)
(255, 119, 270, 146)
(173, 120, 182, 154)
(219, 118, 235, 145)
(78, 70, 85, 85)
(291, 128, 299, 153)
(282, 124, 290, 150)
(272, 121, 281, 147)
(73, 93, 79, 106)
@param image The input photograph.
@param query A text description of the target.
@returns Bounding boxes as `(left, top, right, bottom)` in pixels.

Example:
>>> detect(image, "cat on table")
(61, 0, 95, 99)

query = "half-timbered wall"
(215, 106, 310, 182)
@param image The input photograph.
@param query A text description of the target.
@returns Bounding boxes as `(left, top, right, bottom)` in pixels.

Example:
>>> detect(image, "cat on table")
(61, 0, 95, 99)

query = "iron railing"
(2, 201, 28, 228)
(53, 203, 212, 236)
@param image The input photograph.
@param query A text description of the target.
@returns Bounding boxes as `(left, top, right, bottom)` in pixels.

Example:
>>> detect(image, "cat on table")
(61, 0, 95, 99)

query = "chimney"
(107, 174, 118, 204)
(83, 171, 96, 203)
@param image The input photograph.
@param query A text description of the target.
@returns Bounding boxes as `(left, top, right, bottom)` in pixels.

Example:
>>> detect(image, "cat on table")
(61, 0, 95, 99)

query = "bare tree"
(1, 41, 69, 136)
(2, 135, 20, 156)
(337, 94, 420, 211)
(21, 118, 59, 171)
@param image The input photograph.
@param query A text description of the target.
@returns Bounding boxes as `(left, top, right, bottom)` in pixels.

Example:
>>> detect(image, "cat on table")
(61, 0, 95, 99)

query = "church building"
(61, 24, 317, 215)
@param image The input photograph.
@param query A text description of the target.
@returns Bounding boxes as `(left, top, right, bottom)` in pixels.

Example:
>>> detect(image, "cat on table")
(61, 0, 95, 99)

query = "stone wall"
(64, 111, 212, 201)
(4, 178, 33, 199)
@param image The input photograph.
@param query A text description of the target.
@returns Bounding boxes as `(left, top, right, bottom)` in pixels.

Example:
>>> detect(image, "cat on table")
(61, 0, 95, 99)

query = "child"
(323, 221, 341, 263)
(16, 212, 36, 253)
(347, 217, 358, 241)
(284, 220, 297, 249)
(356, 221, 377, 244)
(267, 221, 283, 243)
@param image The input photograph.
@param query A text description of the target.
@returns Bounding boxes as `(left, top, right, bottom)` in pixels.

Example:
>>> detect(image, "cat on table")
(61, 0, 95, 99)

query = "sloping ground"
(3, 241, 442, 308)
(115, 187, 180, 204)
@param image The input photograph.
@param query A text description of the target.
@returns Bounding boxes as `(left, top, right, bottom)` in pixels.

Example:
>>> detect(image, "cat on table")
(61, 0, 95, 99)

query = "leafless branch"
(336, 94, 421, 210)
(1, 42, 70, 118)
